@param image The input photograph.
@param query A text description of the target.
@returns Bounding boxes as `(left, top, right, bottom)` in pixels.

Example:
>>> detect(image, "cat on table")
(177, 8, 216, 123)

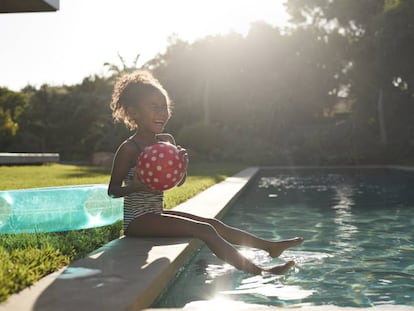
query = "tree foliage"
(11, 77, 128, 159)
(0, 88, 27, 149)
(285, 0, 414, 159)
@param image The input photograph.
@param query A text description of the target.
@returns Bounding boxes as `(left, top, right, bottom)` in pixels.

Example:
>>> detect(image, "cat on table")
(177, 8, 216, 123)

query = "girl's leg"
(126, 213, 294, 275)
(163, 210, 303, 258)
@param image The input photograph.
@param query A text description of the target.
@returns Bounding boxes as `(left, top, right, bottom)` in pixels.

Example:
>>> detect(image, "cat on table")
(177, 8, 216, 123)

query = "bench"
(0, 153, 59, 165)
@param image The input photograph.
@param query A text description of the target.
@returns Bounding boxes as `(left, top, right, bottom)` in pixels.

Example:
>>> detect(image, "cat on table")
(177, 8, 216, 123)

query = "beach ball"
(136, 142, 187, 191)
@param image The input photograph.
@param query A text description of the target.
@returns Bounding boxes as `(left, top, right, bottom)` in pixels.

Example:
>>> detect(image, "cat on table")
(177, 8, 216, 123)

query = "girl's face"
(135, 91, 170, 134)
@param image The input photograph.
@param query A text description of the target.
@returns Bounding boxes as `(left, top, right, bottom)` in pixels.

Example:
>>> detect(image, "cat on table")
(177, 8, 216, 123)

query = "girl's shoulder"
(113, 139, 143, 168)
(116, 139, 142, 157)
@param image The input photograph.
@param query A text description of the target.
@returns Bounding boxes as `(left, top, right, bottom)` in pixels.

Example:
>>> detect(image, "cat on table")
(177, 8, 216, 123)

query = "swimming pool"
(154, 167, 414, 308)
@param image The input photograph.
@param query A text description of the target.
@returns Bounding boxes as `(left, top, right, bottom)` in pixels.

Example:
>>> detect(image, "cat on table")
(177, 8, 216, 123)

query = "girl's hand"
(176, 145, 189, 187)
(177, 145, 189, 164)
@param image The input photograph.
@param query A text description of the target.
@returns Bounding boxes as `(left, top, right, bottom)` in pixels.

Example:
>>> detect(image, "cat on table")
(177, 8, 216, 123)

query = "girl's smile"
(153, 119, 168, 131)
(136, 92, 171, 134)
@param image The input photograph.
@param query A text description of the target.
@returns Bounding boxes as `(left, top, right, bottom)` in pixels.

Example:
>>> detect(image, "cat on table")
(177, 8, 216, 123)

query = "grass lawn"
(0, 164, 111, 190)
(0, 161, 245, 303)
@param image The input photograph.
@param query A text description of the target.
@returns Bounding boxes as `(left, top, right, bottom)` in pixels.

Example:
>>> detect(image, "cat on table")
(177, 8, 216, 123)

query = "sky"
(0, 0, 289, 91)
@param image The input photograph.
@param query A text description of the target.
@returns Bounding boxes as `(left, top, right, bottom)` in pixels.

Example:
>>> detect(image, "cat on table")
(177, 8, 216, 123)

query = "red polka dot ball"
(136, 142, 187, 191)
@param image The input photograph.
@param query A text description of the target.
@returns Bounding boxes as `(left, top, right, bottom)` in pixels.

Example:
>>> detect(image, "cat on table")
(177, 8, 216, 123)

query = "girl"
(108, 70, 303, 275)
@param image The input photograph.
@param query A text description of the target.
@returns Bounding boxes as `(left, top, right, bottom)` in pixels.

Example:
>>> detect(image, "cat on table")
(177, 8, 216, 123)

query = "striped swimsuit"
(123, 143, 164, 233)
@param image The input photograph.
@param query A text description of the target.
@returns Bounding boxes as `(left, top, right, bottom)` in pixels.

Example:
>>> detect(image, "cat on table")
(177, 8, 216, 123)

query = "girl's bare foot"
(267, 237, 304, 258)
(262, 260, 295, 275)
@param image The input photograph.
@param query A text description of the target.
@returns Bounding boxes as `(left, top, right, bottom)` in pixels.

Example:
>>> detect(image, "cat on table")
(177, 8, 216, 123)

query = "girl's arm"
(107, 142, 151, 197)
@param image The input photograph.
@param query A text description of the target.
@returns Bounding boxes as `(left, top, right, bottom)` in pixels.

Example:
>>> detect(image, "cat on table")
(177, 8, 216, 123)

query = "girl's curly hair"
(110, 70, 171, 130)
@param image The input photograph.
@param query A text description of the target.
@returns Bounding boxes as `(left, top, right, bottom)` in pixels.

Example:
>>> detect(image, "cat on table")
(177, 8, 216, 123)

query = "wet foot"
(262, 260, 295, 275)
(267, 237, 304, 258)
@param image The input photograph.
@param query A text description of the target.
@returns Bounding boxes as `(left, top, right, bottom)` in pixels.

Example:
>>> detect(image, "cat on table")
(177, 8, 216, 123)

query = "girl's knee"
(201, 217, 222, 228)
(196, 221, 218, 240)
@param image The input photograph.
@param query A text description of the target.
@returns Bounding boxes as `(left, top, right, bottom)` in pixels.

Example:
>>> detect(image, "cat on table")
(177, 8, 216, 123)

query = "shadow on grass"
(57, 166, 111, 179)
(59, 160, 244, 180)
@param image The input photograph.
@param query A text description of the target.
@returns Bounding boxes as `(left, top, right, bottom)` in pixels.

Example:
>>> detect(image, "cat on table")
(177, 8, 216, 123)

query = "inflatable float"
(0, 184, 123, 234)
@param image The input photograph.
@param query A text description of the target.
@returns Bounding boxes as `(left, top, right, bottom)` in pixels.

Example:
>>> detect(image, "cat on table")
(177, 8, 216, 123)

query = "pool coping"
(1, 165, 414, 311)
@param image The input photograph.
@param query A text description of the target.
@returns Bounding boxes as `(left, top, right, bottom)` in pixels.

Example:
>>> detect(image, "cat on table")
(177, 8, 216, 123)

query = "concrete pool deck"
(1, 166, 414, 311)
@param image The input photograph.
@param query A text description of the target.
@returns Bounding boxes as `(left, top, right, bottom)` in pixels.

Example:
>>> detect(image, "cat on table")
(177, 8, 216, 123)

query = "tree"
(14, 76, 128, 159)
(286, 0, 414, 153)
(0, 87, 28, 149)
(104, 53, 141, 76)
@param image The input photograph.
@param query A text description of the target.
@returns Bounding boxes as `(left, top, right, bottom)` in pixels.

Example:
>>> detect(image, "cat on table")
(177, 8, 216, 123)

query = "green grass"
(0, 223, 123, 302)
(0, 161, 245, 302)
(0, 164, 111, 190)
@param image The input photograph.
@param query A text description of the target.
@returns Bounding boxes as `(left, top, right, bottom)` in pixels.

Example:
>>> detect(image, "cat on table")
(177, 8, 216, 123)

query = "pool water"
(154, 168, 414, 308)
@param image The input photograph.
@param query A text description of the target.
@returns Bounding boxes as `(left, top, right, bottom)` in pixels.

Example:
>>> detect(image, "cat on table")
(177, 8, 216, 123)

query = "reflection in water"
(184, 298, 266, 310)
(330, 184, 360, 254)
(220, 274, 316, 300)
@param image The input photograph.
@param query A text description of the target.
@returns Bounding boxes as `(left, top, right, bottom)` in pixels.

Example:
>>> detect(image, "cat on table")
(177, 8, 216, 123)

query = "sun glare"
(163, 0, 289, 41)
(0, 0, 290, 91)
(184, 297, 263, 309)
